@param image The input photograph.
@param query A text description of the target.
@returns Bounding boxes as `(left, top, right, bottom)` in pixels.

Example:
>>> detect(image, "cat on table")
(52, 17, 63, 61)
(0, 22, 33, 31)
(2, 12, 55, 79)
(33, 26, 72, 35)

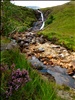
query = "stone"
(31, 38, 36, 44)
(51, 45, 60, 48)
(67, 68, 74, 76)
(17, 37, 22, 43)
(59, 54, 65, 58)
(22, 49, 27, 53)
(47, 55, 53, 59)
(18, 41, 24, 47)
(38, 47, 45, 52)
(72, 74, 75, 79)
(39, 37, 45, 44)
(23, 43, 29, 47)
(43, 61, 47, 65)
(24, 39, 30, 43)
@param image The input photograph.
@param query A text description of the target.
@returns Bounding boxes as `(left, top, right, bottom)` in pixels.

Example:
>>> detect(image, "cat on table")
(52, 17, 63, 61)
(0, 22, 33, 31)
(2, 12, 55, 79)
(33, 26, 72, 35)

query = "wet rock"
(29, 56, 47, 69)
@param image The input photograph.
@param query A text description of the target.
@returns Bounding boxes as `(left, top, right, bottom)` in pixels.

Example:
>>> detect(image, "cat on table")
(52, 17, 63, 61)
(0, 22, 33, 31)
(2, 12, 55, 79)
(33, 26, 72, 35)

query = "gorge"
(11, 9, 75, 89)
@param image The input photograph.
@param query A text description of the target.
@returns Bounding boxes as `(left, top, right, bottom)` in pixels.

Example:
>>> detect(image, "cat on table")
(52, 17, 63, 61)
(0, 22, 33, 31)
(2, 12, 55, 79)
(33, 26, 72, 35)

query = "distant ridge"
(26, 6, 40, 9)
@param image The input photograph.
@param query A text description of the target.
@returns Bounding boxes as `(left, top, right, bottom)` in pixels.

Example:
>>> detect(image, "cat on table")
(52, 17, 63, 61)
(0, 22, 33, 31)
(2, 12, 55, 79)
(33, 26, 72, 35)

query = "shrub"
(1, 63, 30, 99)
(45, 15, 54, 26)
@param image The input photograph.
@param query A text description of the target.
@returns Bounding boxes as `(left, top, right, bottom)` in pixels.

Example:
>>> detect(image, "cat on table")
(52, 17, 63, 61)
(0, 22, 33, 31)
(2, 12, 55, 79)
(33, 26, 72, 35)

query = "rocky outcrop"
(12, 32, 75, 78)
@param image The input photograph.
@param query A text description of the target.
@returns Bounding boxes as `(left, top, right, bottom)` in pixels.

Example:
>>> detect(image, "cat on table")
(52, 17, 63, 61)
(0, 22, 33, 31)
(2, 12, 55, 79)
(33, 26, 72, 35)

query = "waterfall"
(37, 10, 45, 30)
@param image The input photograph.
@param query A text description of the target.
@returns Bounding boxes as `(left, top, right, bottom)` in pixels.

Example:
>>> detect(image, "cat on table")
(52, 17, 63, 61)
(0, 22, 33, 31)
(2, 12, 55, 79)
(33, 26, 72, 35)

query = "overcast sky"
(11, 1, 70, 8)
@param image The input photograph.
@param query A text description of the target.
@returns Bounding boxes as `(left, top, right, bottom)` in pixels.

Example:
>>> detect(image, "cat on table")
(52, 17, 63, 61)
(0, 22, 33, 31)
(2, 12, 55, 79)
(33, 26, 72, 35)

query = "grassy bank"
(1, 1, 36, 36)
(39, 1, 75, 51)
(1, 49, 63, 100)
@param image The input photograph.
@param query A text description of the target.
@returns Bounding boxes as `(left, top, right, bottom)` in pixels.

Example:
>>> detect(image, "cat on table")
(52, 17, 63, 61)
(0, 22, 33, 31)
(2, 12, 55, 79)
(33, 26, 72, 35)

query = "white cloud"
(11, 1, 70, 8)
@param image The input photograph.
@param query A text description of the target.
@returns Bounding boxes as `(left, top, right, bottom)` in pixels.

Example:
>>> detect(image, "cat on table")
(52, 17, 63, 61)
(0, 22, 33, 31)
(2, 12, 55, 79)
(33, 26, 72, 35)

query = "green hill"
(1, 1, 37, 36)
(39, 1, 75, 51)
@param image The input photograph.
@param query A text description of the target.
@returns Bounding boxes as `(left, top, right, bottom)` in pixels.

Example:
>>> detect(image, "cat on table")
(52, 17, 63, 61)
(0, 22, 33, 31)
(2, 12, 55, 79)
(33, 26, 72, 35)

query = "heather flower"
(5, 68, 30, 98)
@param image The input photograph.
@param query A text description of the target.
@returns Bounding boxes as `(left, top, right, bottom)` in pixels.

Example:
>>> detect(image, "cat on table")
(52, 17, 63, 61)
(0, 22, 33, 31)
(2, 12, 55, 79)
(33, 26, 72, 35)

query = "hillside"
(1, 1, 75, 100)
(1, 1, 37, 36)
(39, 1, 75, 51)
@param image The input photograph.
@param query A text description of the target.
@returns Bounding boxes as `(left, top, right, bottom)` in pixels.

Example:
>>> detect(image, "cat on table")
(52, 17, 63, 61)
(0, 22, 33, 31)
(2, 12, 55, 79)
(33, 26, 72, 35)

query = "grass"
(1, 48, 63, 100)
(38, 1, 75, 51)
(1, 1, 37, 36)
(1, 36, 11, 44)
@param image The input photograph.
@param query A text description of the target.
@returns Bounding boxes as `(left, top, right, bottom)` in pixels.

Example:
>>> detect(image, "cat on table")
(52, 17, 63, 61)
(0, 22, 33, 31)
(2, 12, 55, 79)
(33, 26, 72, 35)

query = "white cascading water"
(37, 10, 45, 30)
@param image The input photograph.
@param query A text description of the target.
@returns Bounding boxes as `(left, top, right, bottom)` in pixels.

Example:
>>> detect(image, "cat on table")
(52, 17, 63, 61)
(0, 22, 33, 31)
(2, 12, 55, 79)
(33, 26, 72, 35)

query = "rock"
(43, 61, 47, 65)
(17, 37, 22, 43)
(22, 48, 27, 53)
(47, 55, 53, 59)
(51, 45, 60, 48)
(24, 39, 30, 43)
(29, 56, 46, 70)
(39, 37, 45, 44)
(27, 52, 34, 56)
(72, 74, 75, 79)
(23, 43, 29, 47)
(67, 68, 74, 76)
(6, 41, 18, 50)
(59, 54, 65, 58)
(38, 47, 45, 52)
(31, 38, 36, 44)
(25, 32, 34, 37)
(19, 41, 24, 47)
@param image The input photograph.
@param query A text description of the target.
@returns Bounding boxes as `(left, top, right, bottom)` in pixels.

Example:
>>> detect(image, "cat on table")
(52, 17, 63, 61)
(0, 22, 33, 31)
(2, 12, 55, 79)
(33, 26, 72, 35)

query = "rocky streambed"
(11, 31, 75, 88)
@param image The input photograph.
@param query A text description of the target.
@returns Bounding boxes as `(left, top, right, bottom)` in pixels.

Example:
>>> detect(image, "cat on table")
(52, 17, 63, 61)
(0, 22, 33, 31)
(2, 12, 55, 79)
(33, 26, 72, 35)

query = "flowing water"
(30, 10, 45, 31)
(37, 10, 45, 30)
(29, 56, 75, 88)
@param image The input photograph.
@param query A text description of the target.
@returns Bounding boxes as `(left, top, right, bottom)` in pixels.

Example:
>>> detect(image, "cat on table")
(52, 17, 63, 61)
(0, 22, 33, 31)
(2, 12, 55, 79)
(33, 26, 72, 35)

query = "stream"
(29, 56, 75, 88)
(11, 10, 75, 89)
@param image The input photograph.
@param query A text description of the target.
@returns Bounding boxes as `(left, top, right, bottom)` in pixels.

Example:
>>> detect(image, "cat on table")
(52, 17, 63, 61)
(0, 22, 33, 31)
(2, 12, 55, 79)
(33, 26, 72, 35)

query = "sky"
(11, 1, 70, 8)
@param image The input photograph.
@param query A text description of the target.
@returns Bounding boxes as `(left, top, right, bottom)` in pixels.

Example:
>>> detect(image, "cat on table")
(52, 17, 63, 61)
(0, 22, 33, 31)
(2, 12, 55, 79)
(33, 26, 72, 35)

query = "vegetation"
(1, 49, 63, 100)
(39, 1, 75, 51)
(1, 1, 37, 36)
(1, 1, 75, 100)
